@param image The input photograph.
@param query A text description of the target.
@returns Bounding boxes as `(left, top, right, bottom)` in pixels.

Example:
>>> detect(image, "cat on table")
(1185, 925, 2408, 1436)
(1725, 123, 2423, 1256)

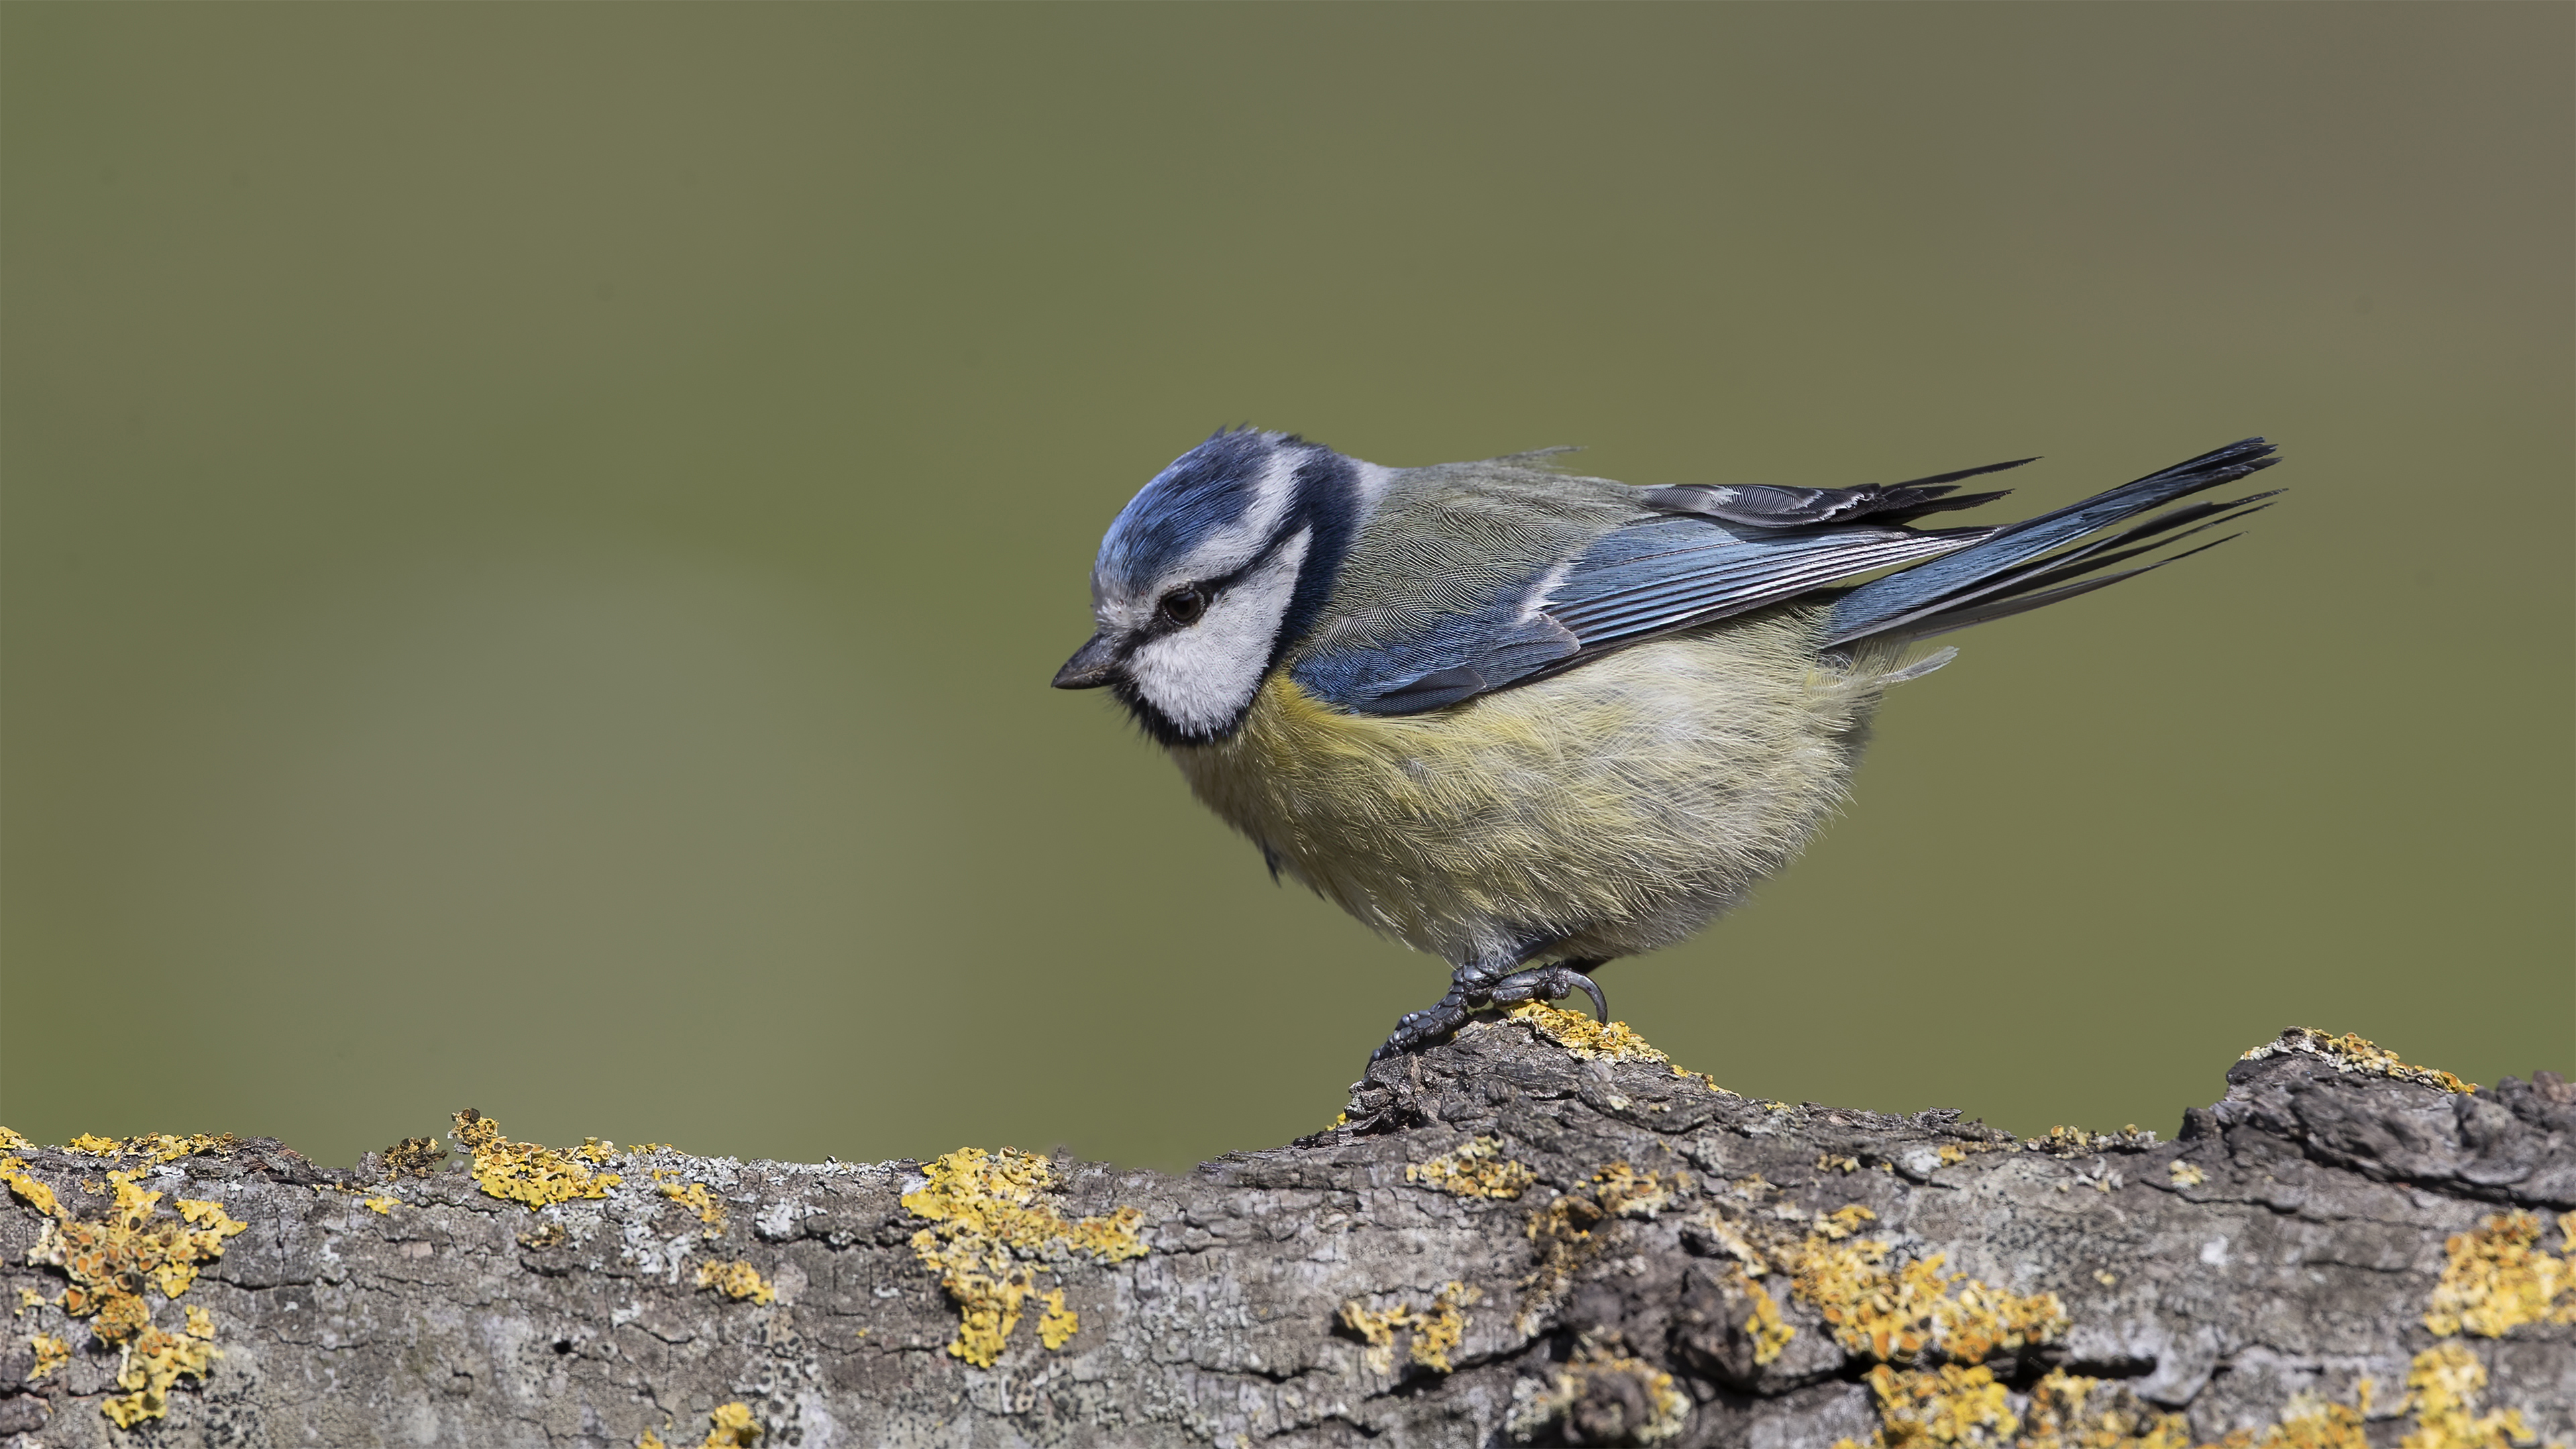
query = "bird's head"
(1053, 429, 1376, 744)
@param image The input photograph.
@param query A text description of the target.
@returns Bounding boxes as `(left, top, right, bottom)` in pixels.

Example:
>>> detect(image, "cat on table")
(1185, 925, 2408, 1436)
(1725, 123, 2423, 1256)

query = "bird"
(1052, 429, 2279, 1061)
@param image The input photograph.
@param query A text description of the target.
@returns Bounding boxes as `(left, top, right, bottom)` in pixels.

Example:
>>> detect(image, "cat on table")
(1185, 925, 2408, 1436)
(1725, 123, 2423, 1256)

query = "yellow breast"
(1167, 609, 1892, 967)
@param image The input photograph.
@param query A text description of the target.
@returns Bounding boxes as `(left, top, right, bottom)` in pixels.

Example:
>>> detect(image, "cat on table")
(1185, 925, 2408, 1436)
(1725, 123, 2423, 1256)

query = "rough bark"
(2, 1013, 2569, 1448)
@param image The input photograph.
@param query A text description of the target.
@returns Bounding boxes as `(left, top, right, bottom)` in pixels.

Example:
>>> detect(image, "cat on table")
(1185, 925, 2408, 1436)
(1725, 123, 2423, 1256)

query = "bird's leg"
(1371, 956, 1611, 1061)
(1373, 979, 1478, 1062)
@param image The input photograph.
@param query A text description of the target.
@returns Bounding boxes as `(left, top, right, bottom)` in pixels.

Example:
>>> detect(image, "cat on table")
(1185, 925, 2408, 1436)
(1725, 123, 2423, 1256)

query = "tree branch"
(3, 1012, 2569, 1447)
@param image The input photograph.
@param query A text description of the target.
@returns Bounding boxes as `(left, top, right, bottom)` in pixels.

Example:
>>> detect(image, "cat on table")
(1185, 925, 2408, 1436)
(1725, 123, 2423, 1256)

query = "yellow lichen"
(1816, 1203, 1878, 1239)
(2239, 1028, 2475, 1094)
(2193, 1385, 2375, 1449)
(126, 1134, 238, 1165)
(361, 1195, 398, 1215)
(380, 1136, 445, 1178)
(102, 1324, 219, 1428)
(1784, 1207, 2066, 1365)
(16, 1286, 46, 1314)
(641, 1401, 765, 1449)
(1741, 1271, 1794, 1365)
(2169, 1161, 2207, 1188)
(1, 1155, 63, 1219)
(704, 1402, 763, 1447)
(1824, 1181, 2567, 1449)
(900, 1146, 1149, 1366)
(1038, 1287, 1079, 1349)
(658, 1178, 730, 1236)
(1527, 1194, 1601, 1246)
(28, 1332, 70, 1380)
(175, 1197, 239, 1231)
(1506, 1340, 1692, 1444)
(2399, 1343, 2534, 1449)
(2027, 1125, 2156, 1157)
(2421, 1210, 2575, 1338)
(1670, 1065, 1739, 1095)
(184, 1303, 215, 1340)
(44, 1132, 243, 1166)
(1504, 1001, 1670, 1064)
(1407, 1281, 1474, 1372)
(1518, 1191, 1607, 1332)
(2019, 1369, 2192, 1449)
(1687, 1210, 1772, 1275)
(519, 1221, 570, 1250)
(693, 1259, 776, 1305)
(1339, 1281, 1478, 1375)
(1829, 1344, 2528, 1449)
(1592, 1161, 1686, 1220)
(4, 1153, 244, 1427)
(1849, 1362, 2021, 1448)
(1336, 1298, 1399, 1372)
(1406, 1136, 1539, 1200)
(18, 1167, 244, 1417)
(1839, 1366, 2196, 1449)
(0, 1127, 32, 1152)
(451, 1110, 621, 1208)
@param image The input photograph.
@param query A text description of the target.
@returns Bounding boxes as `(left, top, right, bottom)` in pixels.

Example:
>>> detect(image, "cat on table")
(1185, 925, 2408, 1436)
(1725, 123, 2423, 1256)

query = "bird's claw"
(1371, 963, 1610, 1060)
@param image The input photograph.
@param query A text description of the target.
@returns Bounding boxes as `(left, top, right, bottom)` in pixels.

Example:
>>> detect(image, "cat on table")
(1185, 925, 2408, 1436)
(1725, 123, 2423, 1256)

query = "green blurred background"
(3, 3, 2568, 1172)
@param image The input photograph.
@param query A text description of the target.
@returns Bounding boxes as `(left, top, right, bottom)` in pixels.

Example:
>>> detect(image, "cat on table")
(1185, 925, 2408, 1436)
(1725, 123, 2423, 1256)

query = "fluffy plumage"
(1055, 429, 2279, 1057)
(1174, 614, 1898, 972)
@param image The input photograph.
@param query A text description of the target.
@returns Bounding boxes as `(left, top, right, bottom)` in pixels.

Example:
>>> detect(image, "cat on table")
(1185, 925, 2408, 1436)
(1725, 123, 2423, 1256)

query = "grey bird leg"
(1373, 958, 1611, 1061)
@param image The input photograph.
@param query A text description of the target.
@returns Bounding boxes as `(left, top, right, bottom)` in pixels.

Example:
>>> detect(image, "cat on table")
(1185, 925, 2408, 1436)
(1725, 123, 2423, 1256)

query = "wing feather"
(1305, 515, 1987, 714)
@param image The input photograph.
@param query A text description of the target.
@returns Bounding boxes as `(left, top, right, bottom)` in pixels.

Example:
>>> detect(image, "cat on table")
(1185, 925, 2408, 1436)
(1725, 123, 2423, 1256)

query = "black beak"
(1052, 633, 1122, 690)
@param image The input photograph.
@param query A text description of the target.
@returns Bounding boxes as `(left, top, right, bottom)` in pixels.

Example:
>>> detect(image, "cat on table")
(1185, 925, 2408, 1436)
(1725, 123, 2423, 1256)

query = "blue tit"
(1053, 429, 2279, 1059)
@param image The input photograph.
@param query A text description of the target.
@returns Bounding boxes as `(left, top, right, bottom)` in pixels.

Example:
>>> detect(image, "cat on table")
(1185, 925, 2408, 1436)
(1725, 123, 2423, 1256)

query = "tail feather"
(1890, 530, 2250, 643)
(1994, 494, 2279, 598)
(1840, 491, 2279, 645)
(1822, 438, 2279, 647)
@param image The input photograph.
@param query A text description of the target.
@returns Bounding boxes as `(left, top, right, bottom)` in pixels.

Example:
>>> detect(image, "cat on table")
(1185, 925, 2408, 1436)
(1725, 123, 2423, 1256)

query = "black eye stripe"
(1143, 524, 1303, 634)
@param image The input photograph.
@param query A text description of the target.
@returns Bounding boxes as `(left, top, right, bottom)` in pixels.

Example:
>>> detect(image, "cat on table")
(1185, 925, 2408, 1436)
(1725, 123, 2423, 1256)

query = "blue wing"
(1291, 515, 1980, 714)
(1287, 439, 2282, 717)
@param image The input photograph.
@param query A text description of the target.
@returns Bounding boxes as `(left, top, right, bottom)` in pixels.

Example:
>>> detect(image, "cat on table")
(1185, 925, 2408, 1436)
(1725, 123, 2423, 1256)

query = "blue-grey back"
(1285, 462, 1637, 711)
(1285, 459, 1978, 715)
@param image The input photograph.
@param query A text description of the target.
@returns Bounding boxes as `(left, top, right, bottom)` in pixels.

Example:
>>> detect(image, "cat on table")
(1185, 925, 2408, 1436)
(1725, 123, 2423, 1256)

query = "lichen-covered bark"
(2, 1014, 2569, 1448)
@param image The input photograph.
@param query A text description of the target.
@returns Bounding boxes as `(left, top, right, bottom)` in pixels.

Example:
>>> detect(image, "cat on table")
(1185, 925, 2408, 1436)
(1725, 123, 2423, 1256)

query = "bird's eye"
(1159, 586, 1208, 627)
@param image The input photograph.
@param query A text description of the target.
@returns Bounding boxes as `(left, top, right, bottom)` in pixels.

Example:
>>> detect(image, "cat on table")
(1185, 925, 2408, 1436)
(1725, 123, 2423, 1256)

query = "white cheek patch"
(1126, 529, 1311, 737)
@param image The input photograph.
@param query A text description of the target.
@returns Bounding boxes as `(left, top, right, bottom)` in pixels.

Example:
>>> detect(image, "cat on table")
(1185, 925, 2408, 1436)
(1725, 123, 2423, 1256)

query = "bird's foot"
(1487, 963, 1610, 1023)
(1370, 962, 1609, 1061)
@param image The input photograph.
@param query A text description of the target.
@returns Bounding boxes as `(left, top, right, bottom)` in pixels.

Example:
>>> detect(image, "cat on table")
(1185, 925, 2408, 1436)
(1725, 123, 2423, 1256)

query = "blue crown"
(1097, 429, 1307, 589)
